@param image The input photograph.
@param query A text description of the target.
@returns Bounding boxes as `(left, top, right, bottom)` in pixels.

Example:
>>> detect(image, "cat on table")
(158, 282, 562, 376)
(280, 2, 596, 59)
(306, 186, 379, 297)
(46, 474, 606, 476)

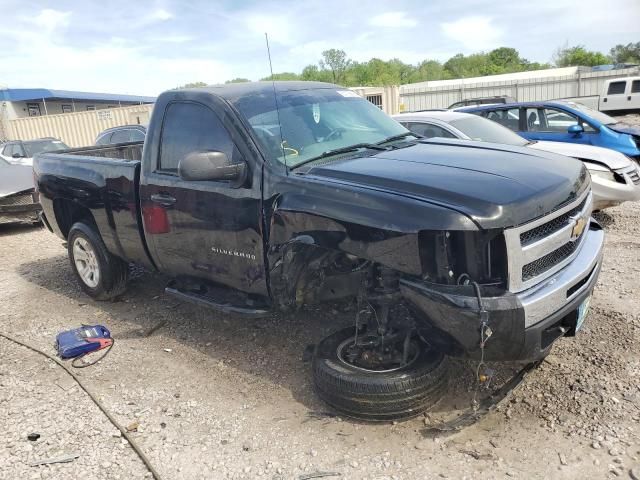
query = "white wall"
(5, 100, 148, 119)
(399, 67, 640, 111)
(8, 104, 153, 147)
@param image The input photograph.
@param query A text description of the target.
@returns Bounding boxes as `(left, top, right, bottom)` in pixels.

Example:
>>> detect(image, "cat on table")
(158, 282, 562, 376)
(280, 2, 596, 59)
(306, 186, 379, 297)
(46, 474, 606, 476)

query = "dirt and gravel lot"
(1, 137, 640, 479)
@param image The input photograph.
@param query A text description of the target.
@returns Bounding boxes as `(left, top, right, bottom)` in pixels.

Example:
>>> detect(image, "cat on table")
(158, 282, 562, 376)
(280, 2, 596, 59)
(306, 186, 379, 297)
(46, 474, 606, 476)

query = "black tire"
(312, 327, 449, 421)
(67, 221, 129, 300)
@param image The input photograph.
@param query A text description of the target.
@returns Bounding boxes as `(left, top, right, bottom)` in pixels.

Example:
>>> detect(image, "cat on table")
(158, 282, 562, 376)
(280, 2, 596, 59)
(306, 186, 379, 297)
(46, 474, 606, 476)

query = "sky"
(0, 0, 638, 96)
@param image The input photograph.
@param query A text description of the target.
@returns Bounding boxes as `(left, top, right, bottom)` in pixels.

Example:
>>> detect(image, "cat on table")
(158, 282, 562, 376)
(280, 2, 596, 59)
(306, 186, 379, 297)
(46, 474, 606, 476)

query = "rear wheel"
(312, 326, 449, 421)
(68, 222, 128, 300)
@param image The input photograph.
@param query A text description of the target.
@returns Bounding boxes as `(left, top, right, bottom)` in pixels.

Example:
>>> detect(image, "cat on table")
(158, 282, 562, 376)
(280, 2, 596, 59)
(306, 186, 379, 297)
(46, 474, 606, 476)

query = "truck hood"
(528, 140, 632, 170)
(305, 140, 588, 230)
(0, 164, 35, 197)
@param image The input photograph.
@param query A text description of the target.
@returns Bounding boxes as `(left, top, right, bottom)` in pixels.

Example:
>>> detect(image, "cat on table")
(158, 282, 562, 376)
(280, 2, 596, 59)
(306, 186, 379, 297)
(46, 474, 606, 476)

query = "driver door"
(139, 101, 267, 296)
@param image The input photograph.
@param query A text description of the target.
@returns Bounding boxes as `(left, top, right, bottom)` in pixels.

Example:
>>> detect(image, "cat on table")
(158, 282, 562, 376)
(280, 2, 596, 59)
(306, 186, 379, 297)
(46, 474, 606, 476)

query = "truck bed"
(34, 142, 152, 267)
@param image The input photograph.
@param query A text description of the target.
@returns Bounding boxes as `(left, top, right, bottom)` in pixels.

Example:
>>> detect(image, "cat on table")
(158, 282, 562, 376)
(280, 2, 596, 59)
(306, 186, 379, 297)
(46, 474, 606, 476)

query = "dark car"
(0, 156, 41, 224)
(447, 95, 515, 110)
(35, 81, 603, 421)
(95, 125, 146, 145)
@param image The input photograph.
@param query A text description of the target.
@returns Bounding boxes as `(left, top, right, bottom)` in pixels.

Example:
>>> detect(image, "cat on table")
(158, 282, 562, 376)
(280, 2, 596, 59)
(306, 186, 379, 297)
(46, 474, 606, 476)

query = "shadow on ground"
(15, 254, 513, 425)
(0, 222, 42, 237)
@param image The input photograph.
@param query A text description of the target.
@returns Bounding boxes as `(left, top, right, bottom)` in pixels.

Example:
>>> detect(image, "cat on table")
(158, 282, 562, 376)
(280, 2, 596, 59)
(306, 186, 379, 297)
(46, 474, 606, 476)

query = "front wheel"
(312, 326, 450, 421)
(68, 222, 128, 300)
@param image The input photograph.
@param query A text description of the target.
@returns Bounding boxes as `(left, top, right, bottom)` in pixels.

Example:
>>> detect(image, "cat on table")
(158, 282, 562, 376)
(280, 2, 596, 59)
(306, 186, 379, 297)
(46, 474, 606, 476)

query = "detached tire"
(312, 327, 449, 421)
(68, 221, 129, 300)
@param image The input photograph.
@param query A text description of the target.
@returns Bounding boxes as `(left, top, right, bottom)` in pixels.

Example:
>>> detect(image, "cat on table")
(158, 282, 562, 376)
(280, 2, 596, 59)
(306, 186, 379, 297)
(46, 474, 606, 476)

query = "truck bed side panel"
(34, 153, 153, 268)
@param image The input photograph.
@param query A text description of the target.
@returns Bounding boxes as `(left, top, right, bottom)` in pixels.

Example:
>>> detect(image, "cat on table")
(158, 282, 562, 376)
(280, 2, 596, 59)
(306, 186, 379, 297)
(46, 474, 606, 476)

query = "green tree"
(609, 42, 640, 64)
(300, 64, 333, 82)
(407, 60, 449, 83)
(225, 78, 250, 83)
(260, 72, 300, 81)
(319, 49, 351, 84)
(177, 81, 208, 89)
(553, 45, 610, 67)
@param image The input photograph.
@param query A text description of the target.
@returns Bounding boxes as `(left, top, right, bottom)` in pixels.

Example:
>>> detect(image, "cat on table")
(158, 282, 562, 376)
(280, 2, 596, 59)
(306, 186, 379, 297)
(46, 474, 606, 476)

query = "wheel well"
(53, 199, 95, 239)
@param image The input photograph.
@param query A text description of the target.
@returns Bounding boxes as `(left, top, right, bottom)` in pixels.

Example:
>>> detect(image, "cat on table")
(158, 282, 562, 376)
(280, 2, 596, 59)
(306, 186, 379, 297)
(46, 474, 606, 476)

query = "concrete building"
(0, 88, 155, 120)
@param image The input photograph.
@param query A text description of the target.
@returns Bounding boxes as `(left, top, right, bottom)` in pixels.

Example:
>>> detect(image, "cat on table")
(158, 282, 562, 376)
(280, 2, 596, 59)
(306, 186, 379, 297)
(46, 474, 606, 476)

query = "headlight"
(582, 161, 615, 182)
(418, 230, 506, 286)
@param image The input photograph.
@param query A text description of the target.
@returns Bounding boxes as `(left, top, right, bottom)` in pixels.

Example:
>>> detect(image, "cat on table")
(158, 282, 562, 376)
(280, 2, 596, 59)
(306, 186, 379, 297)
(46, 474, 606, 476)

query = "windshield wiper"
(290, 143, 388, 170)
(376, 131, 422, 144)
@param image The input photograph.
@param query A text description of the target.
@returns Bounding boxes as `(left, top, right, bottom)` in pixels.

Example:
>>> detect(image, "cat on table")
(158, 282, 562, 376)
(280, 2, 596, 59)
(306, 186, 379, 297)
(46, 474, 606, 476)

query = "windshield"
(449, 115, 528, 146)
(561, 102, 617, 125)
(24, 139, 69, 157)
(233, 88, 408, 168)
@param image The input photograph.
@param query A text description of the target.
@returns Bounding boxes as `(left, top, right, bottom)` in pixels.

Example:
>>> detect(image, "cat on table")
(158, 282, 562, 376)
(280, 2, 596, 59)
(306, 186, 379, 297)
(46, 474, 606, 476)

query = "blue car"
(458, 100, 640, 161)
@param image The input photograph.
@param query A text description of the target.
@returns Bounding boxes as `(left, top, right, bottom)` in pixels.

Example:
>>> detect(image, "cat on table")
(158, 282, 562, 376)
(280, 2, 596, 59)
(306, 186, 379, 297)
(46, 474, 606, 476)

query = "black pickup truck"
(35, 82, 604, 420)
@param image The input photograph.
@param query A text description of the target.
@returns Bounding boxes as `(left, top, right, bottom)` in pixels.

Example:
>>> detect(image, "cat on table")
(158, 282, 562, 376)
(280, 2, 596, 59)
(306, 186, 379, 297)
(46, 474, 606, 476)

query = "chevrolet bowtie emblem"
(570, 215, 587, 241)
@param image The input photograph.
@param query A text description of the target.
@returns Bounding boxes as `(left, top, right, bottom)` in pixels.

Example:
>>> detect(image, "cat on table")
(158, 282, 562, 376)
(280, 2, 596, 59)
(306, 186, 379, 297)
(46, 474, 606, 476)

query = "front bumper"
(400, 221, 604, 362)
(591, 173, 640, 210)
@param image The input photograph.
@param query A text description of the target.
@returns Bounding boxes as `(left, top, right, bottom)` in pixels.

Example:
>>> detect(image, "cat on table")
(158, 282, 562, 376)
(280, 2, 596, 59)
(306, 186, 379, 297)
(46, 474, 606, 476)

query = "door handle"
(150, 193, 176, 207)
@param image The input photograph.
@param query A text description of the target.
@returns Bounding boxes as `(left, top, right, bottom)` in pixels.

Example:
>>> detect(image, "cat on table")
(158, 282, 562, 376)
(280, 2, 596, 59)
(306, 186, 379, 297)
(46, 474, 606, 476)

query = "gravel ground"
(1, 123, 640, 479)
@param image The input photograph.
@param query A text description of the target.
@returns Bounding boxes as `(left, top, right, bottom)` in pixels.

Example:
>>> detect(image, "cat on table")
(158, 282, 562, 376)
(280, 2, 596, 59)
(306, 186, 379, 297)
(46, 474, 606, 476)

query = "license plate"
(576, 295, 592, 331)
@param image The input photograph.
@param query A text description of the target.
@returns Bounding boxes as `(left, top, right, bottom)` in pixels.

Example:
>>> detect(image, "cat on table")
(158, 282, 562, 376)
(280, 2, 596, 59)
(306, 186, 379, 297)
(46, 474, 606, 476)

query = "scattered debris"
(304, 411, 338, 422)
(29, 453, 80, 466)
(145, 319, 167, 337)
(459, 449, 494, 461)
(163, 348, 172, 353)
(27, 433, 40, 441)
(298, 472, 342, 480)
(126, 420, 140, 432)
(558, 452, 567, 466)
(134, 407, 151, 417)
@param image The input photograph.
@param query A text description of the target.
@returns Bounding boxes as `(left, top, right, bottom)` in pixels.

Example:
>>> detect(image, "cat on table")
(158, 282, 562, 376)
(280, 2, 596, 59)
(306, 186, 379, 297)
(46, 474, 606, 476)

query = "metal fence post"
(577, 70, 582, 97)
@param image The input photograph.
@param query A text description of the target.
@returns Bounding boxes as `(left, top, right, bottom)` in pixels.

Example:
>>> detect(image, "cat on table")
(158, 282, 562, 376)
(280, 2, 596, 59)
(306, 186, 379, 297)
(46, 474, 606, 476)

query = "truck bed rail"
(62, 142, 143, 161)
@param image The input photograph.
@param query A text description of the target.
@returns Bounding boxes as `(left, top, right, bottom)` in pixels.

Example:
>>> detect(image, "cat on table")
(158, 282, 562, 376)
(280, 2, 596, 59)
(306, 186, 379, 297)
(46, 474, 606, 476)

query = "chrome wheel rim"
(336, 334, 420, 373)
(73, 237, 100, 288)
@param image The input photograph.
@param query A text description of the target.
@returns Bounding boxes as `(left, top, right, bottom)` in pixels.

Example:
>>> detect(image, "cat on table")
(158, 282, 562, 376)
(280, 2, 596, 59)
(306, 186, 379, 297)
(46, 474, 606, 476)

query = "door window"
(3, 144, 14, 157)
(485, 108, 520, 131)
(14, 144, 26, 157)
(111, 129, 132, 144)
(525, 108, 542, 131)
(406, 122, 456, 139)
(96, 133, 112, 145)
(158, 102, 237, 174)
(540, 108, 595, 133)
(544, 108, 578, 132)
(607, 81, 627, 95)
(130, 129, 146, 142)
(631, 80, 640, 94)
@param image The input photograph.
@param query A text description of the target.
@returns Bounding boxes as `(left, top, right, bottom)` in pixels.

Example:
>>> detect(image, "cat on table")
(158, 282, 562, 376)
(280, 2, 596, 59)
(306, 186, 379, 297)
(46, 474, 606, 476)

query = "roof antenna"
(265, 32, 288, 173)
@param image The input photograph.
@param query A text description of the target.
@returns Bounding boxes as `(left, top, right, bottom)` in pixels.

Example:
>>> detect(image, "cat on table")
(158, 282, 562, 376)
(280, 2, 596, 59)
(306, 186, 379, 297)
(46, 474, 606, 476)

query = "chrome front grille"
(522, 241, 579, 281)
(504, 189, 592, 293)
(519, 196, 588, 246)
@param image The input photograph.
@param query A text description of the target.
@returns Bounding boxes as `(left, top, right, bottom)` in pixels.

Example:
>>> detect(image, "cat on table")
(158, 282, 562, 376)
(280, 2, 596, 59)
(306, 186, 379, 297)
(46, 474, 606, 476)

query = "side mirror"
(568, 124, 584, 135)
(12, 153, 24, 158)
(178, 150, 246, 184)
